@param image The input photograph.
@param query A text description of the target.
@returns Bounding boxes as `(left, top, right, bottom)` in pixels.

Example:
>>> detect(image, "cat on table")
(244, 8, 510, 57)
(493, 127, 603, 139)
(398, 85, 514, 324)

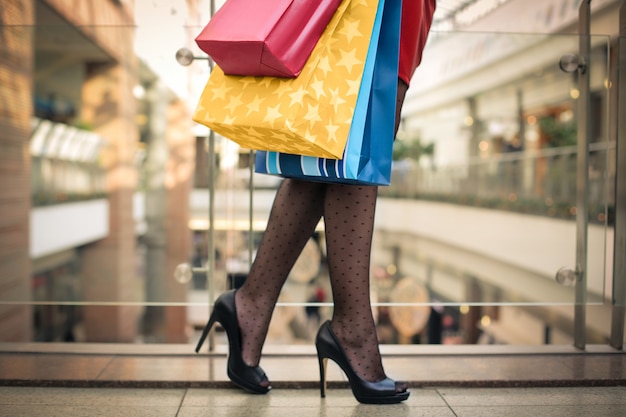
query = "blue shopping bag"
(255, 0, 401, 186)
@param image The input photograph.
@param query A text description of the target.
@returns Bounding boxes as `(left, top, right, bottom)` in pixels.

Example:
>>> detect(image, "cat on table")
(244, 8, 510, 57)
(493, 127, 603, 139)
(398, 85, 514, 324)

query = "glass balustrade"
(0, 20, 620, 348)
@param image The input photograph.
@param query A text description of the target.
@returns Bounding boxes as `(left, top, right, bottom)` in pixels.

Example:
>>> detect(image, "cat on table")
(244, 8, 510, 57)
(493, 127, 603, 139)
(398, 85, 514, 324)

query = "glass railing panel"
(379, 31, 612, 308)
(0, 21, 615, 347)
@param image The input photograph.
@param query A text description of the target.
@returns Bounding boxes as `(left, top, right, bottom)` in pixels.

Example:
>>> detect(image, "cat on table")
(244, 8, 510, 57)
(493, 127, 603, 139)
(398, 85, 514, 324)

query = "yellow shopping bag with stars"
(193, 0, 380, 159)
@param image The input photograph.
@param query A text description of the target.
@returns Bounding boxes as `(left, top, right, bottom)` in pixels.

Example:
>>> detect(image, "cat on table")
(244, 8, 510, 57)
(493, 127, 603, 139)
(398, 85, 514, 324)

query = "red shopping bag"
(195, 0, 341, 78)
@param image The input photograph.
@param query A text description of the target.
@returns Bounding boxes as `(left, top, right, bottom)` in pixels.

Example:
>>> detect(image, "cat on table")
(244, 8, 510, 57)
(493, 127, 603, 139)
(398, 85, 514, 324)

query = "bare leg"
(236, 179, 325, 367)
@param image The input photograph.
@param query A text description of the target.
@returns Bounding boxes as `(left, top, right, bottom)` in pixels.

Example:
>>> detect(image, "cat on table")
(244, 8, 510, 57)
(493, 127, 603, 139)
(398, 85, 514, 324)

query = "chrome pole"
(207, 0, 217, 351)
(610, 0, 626, 350)
(574, 0, 592, 350)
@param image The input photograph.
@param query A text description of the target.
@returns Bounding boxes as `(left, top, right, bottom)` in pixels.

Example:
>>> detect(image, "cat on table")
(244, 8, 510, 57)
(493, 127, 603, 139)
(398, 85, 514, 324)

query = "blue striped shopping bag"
(255, 0, 401, 186)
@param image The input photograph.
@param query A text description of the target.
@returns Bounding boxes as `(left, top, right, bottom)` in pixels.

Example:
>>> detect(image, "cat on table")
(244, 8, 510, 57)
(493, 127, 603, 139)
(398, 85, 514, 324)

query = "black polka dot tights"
(235, 179, 386, 383)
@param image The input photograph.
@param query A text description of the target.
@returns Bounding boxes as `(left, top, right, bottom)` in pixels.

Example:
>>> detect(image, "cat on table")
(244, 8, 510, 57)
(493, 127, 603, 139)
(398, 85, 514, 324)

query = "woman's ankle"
(234, 290, 270, 367)
(329, 319, 386, 383)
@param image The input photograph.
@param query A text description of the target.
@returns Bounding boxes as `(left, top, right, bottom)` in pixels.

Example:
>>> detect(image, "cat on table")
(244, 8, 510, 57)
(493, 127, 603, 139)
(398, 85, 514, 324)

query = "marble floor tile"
(0, 405, 180, 417)
(0, 386, 186, 406)
(0, 354, 111, 381)
(452, 405, 626, 417)
(438, 386, 626, 406)
(1, 386, 626, 417)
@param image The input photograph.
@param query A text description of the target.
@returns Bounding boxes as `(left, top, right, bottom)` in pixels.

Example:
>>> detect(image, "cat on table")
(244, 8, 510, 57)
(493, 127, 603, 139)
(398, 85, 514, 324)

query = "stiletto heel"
(315, 321, 409, 404)
(194, 313, 215, 353)
(195, 290, 271, 394)
(318, 354, 328, 398)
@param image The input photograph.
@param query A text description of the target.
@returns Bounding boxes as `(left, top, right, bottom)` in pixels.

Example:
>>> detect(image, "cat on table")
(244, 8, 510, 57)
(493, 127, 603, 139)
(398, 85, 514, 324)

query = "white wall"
(30, 199, 109, 258)
(375, 199, 611, 301)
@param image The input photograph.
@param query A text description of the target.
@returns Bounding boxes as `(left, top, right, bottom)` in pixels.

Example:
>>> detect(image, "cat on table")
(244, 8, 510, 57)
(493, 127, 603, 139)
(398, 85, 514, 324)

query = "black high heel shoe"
(195, 290, 271, 394)
(315, 320, 409, 404)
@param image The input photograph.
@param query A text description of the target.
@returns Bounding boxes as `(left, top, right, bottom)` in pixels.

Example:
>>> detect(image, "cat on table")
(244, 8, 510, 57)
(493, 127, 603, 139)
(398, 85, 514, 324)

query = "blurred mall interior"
(1, 0, 625, 360)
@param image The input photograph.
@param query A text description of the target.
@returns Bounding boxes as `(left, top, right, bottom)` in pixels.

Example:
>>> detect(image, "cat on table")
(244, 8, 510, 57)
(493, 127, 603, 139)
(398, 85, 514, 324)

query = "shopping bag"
(193, 0, 381, 160)
(255, 0, 401, 186)
(195, 0, 342, 78)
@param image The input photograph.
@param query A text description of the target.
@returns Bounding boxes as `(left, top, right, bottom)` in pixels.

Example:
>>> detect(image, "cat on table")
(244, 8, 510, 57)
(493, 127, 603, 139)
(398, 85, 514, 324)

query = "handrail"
(382, 143, 614, 218)
(451, 142, 613, 167)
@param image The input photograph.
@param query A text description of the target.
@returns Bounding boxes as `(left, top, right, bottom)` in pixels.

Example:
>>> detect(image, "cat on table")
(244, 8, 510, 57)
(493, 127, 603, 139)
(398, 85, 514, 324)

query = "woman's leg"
(236, 178, 326, 367)
(395, 78, 409, 135)
(323, 183, 387, 382)
(324, 78, 410, 383)
(236, 78, 410, 372)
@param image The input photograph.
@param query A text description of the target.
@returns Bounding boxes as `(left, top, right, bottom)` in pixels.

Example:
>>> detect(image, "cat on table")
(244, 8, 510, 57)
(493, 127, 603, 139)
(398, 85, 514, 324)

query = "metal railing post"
(206, 131, 216, 350)
(574, 0, 592, 350)
(610, 0, 626, 350)
(206, 0, 217, 351)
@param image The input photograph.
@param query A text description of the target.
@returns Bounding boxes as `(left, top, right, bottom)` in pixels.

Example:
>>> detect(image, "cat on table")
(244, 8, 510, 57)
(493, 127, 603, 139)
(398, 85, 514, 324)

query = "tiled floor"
(1, 386, 626, 416)
(0, 343, 625, 416)
(1, 343, 625, 388)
